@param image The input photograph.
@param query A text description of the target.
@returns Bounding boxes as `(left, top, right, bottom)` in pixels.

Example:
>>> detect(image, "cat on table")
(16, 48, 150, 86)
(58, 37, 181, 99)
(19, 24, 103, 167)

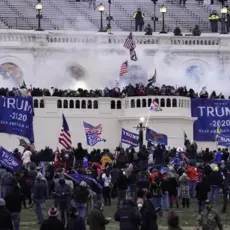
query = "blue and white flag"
(146, 127, 168, 145)
(83, 122, 106, 146)
(0, 96, 34, 142)
(217, 133, 230, 147)
(121, 128, 139, 147)
(0, 146, 21, 172)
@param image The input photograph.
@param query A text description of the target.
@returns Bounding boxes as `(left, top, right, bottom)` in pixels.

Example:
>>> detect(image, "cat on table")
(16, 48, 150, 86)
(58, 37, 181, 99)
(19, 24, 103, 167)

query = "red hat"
(48, 207, 58, 217)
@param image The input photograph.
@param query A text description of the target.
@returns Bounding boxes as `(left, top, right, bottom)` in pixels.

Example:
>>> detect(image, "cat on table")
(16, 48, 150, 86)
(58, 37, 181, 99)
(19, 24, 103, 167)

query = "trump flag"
(146, 127, 168, 145)
(0, 146, 21, 172)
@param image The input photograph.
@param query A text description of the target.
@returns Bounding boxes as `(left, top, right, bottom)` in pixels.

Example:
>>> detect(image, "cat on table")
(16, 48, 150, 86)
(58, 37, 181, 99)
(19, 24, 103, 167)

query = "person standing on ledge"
(133, 8, 145, 31)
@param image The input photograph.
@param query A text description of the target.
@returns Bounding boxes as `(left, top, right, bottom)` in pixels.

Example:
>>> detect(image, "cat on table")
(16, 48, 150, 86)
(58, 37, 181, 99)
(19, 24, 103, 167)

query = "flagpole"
(145, 110, 151, 128)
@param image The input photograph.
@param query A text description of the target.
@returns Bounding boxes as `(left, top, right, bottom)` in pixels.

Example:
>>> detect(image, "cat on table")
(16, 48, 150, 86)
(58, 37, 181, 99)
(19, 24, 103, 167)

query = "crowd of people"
(0, 141, 229, 230)
(0, 84, 228, 99)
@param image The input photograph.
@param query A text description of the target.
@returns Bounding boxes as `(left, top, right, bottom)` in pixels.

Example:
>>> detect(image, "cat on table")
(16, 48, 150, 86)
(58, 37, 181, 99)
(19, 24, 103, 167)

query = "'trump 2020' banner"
(191, 99, 230, 141)
(0, 97, 34, 142)
(121, 128, 139, 147)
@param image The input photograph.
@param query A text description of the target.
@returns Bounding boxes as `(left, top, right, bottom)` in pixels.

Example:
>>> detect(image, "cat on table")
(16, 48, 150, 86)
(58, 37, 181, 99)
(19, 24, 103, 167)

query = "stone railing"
(0, 29, 228, 49)
(33, 96, 190, 110)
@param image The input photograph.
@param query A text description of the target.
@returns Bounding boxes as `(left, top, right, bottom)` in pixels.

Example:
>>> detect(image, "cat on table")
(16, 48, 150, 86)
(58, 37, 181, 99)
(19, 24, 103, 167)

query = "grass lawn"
(20, 198, 230, 230)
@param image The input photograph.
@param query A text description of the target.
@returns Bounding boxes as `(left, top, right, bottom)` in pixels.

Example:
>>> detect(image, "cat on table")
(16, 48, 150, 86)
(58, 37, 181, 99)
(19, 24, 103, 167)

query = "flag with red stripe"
(119, 61, 128, 76)
(59, 114, 72, 149)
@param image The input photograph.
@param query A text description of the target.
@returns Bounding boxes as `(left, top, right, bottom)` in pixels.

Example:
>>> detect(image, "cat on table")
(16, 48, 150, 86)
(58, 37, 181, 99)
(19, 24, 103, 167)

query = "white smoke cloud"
(0, 48, 229, 96)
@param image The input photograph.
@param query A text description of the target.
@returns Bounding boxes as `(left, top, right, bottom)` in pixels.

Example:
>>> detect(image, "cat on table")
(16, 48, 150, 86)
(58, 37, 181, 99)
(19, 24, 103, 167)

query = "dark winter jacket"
(209, 171, 223, 187)
(196, 179, 210, 201)
(87, 208, 109, 230)
(0, 207, 13, 230)
(55, 183, 72, 204)
(117, 173, 128, 191)
(5, 187, 22, 213)
(66, 215, 86, 230)
(40, 217, 65, 230)
(74, 186, 89, 203)
(168, 177, 178, 196)
(34, 180, 48, 200)
(141, 199, 158, 230)
(114, 200, 141, 230)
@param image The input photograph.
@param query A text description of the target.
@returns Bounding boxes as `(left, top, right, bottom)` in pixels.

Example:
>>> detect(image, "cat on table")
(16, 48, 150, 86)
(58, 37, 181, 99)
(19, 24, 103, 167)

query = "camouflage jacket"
(197, 209, 223, 230)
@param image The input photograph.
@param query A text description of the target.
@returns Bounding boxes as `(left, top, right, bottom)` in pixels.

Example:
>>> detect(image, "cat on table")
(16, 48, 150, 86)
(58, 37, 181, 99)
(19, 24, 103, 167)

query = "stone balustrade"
(33, 95, 190, 110)
(0, 30, 229, 49)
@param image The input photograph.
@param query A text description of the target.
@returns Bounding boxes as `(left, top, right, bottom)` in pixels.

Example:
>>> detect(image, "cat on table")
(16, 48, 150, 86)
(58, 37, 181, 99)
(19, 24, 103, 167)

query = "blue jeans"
(189, 181, 196, 198)
(59, 201, 69, 224)
(75, 202, 86, 218)
(11, 212, 20, 230)
(209, 185, 219, 203)
(35, 200, 45, 224)
(162, 192, 169, 210)
(152, 197, 162, 217)
(198, 200, 205, 213)
(129, 185, 137, 198)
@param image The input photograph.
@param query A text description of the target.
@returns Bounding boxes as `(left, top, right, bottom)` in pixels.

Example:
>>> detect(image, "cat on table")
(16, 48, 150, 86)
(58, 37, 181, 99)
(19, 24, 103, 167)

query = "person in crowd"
(150, 175, 163, 216)
(196, 200, 223, 230)
(19, 170, 33, 209)
(101, 170, 112, 206)
(66, 206, 86, 230)
(101, 153, 112, 168)
(168, 172, 179, 209)
(1, 170, 15, 199)
(144, 24, 153, 35)
(196, 176, 210, 213)
(141, 192, 158, 230)
(161, 172, 170, 211)
(114, 199, 141, 230)
(133, 8, 145, 31)
(0, 198, 13, 230)
(54, 178, 72, 223)
(209, 166, 223, 203)
(22, 147, 32, 170)
(186, 163, 197, 198)
(127, 169, 137, 199)
(179, 0, 186, 6)
(34, 173, 48, 224)
(117, 170, 128, 208)
(192, 25, 201, 36)
(5, 185, 22, 230)
(168, 211, 182, 230)
(209, 11, 220, 33)
(179, 172, 190, 208)
(110, 164, 120, 198)
(40, 207, 65, 230)
(215, 148, 223, 164)
(73, 181, 89, 218)
(88, 201, 110, 230)
(173, 27, 182, 36)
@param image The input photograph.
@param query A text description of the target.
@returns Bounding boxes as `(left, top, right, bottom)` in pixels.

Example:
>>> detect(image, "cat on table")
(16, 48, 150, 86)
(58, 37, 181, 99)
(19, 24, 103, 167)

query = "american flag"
(124, 32, 136, 50)
(119, 61, 128, 76)
(59, 114, 72, 149)
(149, 99, 162, 112)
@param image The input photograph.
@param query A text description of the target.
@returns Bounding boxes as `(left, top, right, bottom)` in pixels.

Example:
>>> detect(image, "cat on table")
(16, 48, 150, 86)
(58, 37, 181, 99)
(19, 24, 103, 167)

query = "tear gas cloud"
(0, 48, 229, 96)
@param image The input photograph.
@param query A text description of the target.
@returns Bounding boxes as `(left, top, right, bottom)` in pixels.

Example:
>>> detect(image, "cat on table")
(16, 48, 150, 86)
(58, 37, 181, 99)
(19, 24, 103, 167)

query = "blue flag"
(83, 122, 105, 146)
(146, 127, 168, 145)
(217, 133, 230, 147)
(191, 99, 230, 141)
(0, 146, 21, 172)
(121, 128, 139, 147)
(0, 96, 34, 142)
